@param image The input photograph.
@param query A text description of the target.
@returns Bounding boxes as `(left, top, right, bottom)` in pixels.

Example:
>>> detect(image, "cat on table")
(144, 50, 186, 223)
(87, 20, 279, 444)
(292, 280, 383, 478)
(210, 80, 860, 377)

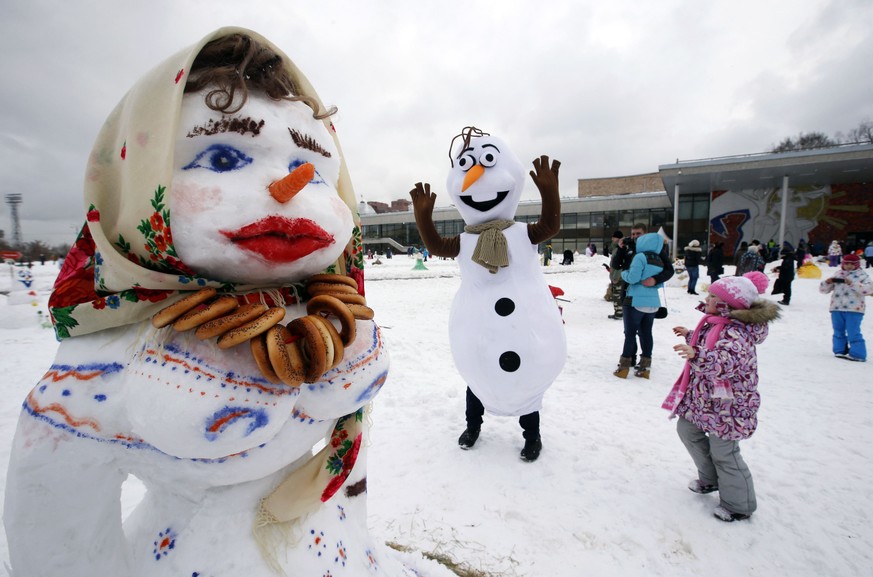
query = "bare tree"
(846, 120, 873, 144)
(771, 131, 838, 153)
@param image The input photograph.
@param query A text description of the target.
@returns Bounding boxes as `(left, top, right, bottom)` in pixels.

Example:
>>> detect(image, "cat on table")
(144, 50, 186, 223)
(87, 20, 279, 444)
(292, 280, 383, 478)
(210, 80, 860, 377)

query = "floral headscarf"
(49, 27, 364, 340)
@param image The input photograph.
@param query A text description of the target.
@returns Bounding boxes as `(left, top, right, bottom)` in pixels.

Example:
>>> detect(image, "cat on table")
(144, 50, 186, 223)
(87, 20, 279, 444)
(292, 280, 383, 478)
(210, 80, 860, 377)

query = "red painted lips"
(221, 216, 334, 263)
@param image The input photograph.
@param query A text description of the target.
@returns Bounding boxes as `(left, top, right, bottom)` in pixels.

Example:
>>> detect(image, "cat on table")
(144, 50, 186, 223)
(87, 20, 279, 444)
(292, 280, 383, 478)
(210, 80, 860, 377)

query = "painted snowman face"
(170, 90, 352, 285)
(446, 135, 526, 226)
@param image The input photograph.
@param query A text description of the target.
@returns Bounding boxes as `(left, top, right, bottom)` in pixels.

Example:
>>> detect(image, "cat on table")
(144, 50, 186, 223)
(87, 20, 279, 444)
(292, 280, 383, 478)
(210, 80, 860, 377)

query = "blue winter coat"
(621, 233, 664, 308)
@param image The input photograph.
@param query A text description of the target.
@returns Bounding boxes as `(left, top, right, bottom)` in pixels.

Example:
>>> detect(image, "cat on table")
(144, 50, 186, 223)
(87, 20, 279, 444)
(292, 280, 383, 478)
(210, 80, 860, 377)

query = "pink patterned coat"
(674, 300, 781, 441)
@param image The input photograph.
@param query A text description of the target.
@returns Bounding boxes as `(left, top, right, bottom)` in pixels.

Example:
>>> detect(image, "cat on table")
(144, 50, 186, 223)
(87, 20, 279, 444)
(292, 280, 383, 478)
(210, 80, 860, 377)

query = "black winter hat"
(612, 230, 624, 239)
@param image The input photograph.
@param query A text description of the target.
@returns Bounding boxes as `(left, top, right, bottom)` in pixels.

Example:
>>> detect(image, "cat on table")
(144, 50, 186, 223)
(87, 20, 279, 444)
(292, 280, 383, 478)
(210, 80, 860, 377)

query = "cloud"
(2, 0, 871, 246)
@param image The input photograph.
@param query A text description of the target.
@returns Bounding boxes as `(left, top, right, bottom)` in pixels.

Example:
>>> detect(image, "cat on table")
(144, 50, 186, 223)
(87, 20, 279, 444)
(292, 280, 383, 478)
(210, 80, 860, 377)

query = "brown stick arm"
(526, 155, 562, 245)
(409, 182, 461, 258)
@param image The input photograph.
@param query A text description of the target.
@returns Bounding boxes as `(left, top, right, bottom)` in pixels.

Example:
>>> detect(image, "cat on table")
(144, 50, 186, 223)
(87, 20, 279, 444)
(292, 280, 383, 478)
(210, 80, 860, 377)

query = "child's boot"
(613, 356, 633, 378)
(634, 357, 651, 379)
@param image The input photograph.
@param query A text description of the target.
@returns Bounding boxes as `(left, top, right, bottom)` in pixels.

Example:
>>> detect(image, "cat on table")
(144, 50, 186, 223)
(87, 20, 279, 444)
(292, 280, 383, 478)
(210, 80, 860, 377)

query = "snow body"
(451, 223, 566, 415)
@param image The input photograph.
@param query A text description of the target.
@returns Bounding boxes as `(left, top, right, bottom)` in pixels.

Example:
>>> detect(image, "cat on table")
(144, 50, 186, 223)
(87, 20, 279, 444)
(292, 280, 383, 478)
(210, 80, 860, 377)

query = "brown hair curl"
(185, 33, 336, 119)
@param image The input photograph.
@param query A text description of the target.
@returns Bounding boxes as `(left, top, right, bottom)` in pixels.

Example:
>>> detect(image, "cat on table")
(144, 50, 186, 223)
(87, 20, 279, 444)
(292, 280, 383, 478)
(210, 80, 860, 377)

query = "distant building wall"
(578, 173, 665, 197)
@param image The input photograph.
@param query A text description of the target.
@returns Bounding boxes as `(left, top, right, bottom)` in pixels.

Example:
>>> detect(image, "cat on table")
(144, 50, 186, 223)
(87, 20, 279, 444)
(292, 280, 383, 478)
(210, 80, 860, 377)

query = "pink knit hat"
(708, 271, 769, 310)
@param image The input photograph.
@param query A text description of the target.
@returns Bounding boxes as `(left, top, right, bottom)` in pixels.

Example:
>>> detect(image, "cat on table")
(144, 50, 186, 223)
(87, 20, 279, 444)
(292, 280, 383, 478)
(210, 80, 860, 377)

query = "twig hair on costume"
(448, 126, 490, 166)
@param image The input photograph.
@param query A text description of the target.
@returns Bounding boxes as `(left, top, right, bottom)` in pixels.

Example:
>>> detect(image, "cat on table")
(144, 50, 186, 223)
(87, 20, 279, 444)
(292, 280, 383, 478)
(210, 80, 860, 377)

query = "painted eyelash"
(288, 128, 332, 158)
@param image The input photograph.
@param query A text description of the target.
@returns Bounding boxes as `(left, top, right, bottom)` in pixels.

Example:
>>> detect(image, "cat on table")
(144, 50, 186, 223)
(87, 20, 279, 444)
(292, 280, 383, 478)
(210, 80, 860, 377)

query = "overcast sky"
(2, 0, 872, 246)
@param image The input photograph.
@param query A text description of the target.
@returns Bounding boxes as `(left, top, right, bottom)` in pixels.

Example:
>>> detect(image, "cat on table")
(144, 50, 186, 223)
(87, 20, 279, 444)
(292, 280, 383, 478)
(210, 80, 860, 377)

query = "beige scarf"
(465, 219, 515, 273)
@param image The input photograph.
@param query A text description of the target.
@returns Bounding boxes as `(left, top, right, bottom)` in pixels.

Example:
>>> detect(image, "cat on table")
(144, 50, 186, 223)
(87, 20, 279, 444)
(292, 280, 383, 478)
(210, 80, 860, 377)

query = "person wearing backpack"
(614, 227, 673, 379)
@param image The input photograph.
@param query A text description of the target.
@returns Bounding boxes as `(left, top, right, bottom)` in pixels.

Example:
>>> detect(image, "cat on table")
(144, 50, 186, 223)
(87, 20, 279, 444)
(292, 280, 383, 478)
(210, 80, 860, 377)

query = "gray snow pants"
(677, 417, 757, 516)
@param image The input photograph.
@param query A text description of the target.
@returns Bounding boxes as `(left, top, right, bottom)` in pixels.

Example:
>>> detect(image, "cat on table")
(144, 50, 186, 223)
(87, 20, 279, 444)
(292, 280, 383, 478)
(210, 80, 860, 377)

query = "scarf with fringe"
(464, 219, 515, 274)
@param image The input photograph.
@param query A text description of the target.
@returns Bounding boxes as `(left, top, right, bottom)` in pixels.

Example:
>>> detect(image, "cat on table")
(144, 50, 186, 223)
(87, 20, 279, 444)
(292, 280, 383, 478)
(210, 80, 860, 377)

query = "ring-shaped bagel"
(346, 303, 375, 321)
(307, 273, 358, 289)
(318, 291, 367, 306)
(288, 316, 328, 383)
(152, 288, 217, 328)
(265, 325, 305, 388)
(217, 307, 286, 349)
(306, 294, 357, 346)
(307, 315, 336, 372)
(306, 282, 359, 296)
(195, 303, 268, 340)
(173, 295, 239, 332)
(311, 314, 344, 370)
(250, 333, 281, 384)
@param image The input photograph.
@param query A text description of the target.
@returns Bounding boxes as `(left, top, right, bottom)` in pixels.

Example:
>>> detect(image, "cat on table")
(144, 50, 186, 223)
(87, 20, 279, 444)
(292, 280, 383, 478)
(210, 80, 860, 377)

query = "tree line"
(771, 119, 873, 153)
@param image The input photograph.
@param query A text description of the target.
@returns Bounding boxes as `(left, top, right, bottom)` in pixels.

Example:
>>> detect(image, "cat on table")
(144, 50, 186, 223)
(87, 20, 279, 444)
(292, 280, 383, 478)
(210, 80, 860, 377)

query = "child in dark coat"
(772, 249, 795, 305)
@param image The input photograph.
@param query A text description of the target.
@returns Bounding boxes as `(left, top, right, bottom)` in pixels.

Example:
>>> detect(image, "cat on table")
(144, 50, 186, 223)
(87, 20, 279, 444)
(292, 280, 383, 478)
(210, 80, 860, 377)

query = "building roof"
(658, 143, 873, 195)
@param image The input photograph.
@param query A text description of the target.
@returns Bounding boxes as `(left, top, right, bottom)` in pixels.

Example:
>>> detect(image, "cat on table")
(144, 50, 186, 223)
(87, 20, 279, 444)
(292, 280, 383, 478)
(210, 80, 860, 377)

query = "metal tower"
(5, 193, 22, 247)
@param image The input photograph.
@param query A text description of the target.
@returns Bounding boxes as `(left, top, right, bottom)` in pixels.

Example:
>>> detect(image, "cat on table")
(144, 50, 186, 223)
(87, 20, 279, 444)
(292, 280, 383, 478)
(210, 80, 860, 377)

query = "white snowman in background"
(410, 127, 566, 461)
(4, 28, 446, 577)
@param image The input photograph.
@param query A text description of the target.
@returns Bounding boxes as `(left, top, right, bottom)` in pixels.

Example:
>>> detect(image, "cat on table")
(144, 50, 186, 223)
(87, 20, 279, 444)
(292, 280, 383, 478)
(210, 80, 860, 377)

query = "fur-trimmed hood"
(730, 299, 781, 325)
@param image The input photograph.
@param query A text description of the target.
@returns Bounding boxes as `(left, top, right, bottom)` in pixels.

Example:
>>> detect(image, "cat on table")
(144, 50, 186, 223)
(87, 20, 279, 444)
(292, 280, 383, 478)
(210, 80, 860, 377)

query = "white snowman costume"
(411, 132, 566, 418)
(4, 28, 448, 577)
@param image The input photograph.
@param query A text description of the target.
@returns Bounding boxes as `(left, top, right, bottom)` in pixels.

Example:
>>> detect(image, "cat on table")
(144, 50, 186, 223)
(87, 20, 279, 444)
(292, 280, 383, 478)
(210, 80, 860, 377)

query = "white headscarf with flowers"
(49, 27, 363, 340)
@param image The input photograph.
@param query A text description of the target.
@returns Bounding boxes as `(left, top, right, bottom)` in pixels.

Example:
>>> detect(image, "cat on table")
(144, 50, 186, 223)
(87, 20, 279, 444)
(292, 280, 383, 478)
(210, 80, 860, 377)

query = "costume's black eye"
(479, 150, 498, 167)
(457, 154, 476, 172)
(183, 144, 253, 173)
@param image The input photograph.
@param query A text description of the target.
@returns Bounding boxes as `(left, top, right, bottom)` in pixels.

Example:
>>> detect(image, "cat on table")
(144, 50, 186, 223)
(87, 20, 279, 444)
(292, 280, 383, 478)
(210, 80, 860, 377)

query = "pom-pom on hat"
(708, 271, 769, 310)
(842, 253, 861, 265)
(612, 230, 623, 239)
(688, 240, 700, 247)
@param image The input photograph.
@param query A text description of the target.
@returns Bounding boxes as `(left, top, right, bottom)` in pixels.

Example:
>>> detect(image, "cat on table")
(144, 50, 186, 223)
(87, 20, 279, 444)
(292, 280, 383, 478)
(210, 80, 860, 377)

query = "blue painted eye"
(288, 159, 325, 184)
(183, 144, 253, 173)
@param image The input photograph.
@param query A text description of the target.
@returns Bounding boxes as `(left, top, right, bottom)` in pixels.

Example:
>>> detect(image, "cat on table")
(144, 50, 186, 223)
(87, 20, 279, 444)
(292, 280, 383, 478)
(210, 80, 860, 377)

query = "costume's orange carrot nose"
(269, 163, 315, 203)
(461, 164, 485, 192)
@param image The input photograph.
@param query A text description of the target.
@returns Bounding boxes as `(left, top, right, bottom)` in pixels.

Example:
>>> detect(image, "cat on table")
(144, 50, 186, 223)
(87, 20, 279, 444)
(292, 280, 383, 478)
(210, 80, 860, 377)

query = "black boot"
(458, 428, 480, 450)
(520, 436, 542, 462)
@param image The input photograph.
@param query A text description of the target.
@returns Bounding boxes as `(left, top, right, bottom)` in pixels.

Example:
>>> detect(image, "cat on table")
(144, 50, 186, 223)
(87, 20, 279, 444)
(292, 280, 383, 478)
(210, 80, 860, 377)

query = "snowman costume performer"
(4, 28, 451, 577)
(410, 127, 566, 462)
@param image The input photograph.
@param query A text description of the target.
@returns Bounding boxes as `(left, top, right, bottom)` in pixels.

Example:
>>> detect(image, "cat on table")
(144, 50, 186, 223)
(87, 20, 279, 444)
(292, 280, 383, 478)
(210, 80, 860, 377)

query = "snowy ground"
(1, 254, 871, 577)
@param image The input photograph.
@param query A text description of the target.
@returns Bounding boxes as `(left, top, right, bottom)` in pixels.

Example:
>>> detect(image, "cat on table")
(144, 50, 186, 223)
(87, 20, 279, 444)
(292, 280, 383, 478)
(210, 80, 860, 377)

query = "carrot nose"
(269, 163, 315, 203)
(461, 164, 485, 192)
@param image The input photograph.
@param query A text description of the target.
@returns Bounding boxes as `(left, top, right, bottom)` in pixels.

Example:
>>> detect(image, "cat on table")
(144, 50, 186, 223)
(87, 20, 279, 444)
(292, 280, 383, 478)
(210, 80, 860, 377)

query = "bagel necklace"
(150, 274, 374, 388)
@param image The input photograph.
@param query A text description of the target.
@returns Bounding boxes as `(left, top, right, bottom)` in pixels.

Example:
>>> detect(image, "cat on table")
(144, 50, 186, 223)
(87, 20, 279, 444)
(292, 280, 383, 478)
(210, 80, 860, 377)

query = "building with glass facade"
(360, 143, 873, 259)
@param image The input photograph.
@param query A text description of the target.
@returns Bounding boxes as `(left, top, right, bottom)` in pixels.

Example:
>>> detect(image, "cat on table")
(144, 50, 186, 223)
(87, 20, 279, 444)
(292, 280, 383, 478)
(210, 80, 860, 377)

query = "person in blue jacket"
(614, 232, 664, 379)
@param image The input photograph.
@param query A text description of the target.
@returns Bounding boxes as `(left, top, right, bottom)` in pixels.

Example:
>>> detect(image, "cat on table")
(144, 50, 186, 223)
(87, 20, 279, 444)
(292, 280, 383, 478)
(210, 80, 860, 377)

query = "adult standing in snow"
(543, 243, 553, 266)
(819, 253, 873, 362)
(865, 241, 873, 268)
(663, 271, 778, 522)
(409, 127, 565, 462)
(607, 230, 625, 320)
(613, 231, 665, 379)
(733, 241, 748, 274)
(737, 245, 765, 275)
(827, 240, 843, 267)
(706, 242, 724, 284)
(684, 239, 703, 295)
(771, 247, 796, 306)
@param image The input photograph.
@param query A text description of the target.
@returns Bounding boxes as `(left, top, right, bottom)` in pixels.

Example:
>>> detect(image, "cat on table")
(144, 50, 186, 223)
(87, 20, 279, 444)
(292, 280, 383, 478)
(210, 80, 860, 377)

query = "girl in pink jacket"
(662, 272, 780, 522)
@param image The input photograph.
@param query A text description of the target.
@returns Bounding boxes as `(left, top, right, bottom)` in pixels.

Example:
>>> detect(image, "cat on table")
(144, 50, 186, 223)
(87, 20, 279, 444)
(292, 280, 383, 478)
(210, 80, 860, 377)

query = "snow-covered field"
(2, 253, 871, 576)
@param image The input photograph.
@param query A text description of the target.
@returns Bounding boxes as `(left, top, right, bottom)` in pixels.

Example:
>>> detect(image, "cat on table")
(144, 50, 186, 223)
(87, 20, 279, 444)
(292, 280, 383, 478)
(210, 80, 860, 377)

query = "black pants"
(465, 387, 540, 440)
(781, 280, 792, 303)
